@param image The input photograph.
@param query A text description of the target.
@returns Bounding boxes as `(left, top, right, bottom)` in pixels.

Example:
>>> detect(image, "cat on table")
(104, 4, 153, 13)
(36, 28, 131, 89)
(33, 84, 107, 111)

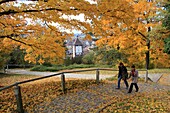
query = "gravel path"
(7, 69, 113, 80)
(7, 69, 166, 82)
(33, 82, 170, 113)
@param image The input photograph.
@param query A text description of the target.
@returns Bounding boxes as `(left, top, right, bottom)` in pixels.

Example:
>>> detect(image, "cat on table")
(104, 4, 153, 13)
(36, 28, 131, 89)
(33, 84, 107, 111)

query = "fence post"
(3, 66, 5, 73)
(7, 64, 9, 70)
(96, 69, 100, 84)
(61, 73, 66, 94)
(14, 84, 24, 113)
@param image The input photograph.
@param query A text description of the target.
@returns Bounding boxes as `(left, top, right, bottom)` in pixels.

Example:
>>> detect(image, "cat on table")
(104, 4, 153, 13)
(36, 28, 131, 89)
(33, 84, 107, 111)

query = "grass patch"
(30, 64, 116, 72)
(148, 68, 170, 73)
(30, 64, 97, 72)
(0, 73, 41, 86)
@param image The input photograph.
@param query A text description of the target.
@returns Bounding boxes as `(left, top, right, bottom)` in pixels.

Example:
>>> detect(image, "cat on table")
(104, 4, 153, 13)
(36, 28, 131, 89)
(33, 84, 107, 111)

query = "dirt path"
(157, 73, 170, 85)
(7, 69, 113, 80)
(7, 69, 168, 82)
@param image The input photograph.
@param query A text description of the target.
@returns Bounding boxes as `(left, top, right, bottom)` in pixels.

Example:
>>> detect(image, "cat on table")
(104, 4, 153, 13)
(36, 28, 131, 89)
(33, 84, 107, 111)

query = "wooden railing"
(0, 68, 146, 113)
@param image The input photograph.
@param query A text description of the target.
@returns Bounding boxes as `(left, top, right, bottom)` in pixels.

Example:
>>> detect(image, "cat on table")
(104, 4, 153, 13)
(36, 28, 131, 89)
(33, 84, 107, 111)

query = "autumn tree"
(1, 0, 169, 68)
(163, 0, 170, 54)
(0, 0, 98, 66)
(95, 0, 170, 68)
(0, 0, 138, 66)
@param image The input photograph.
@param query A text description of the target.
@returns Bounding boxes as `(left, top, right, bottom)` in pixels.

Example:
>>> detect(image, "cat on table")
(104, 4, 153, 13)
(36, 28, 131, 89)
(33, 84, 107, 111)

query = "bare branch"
(8, 37, 33, 47)
(138, 31, 147, 39)
(130, 26, 147, 41)
(0, 8, 63, 16)
(0, 34, 33, 47)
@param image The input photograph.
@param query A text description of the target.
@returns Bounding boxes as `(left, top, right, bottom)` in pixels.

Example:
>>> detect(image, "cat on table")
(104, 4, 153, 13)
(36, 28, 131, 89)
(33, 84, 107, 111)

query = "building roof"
(73, 37, 83, 46)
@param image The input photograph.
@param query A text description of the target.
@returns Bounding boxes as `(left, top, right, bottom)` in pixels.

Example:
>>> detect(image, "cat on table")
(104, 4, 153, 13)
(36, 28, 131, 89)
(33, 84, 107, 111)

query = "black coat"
(118, 66, 127, 78)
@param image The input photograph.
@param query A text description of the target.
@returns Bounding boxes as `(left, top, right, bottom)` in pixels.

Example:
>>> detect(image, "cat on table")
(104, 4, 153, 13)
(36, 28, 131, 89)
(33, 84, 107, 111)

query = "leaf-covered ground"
(0, 75, 97, 113)
(33, 82, 170, 113)
(0, 74, 170, 113)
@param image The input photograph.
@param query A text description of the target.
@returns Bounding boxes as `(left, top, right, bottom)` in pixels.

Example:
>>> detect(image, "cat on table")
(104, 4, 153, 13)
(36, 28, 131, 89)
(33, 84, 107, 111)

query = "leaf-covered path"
(33, 82, 170, 113)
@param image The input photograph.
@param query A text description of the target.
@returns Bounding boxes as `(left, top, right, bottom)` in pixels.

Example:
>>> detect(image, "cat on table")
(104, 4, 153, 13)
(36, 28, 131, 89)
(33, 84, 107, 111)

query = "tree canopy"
(0, 0, 169, 67)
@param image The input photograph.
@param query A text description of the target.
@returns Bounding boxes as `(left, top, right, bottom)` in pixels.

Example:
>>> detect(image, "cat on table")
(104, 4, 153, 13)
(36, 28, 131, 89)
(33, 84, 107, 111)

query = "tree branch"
(8, 37, 33, 47)
(130, 26, 147, 41)
(138, 31, 147, 40)
(0, 7, 63, 16)
(1, 34, 33, 47)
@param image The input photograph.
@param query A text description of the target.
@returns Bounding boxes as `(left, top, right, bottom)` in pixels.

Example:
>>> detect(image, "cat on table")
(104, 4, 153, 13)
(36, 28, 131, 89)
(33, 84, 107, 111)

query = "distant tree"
(82, 51, 95, 64)
(163, 1, 170, 54)
(163, 1, 170, 30)
(164, 36, 170, 54)
(94, 47, 127, 66)
(8, 47, 28, 65)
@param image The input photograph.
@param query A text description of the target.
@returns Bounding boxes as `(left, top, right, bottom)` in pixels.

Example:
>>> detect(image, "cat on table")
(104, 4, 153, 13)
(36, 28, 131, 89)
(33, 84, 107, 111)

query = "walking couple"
(116, 62, 139, 93)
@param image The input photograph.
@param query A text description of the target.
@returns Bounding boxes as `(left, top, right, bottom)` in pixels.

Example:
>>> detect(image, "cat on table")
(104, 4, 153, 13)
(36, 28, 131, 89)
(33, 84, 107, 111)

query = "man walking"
(116, 62, 129, 89)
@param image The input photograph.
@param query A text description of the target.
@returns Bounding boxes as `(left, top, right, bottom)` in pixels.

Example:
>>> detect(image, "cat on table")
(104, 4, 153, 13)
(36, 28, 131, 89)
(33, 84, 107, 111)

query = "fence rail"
(0, 68, 147, 113)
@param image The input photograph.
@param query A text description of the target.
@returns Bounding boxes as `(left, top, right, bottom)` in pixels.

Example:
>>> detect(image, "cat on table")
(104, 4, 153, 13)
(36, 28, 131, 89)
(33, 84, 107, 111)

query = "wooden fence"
(0, 68, 146, 113)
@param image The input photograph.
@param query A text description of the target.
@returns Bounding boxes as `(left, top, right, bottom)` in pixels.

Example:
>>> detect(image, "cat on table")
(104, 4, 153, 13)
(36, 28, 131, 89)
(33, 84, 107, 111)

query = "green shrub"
(72, 56, 83, 64)
(64, 57, 72, 66)
(31, 65, 47, 71)
(82, 51, 95, 64)
(67, 64, 95, 69)
(31, 64, 96, 72)
(42, 62, 52, 67)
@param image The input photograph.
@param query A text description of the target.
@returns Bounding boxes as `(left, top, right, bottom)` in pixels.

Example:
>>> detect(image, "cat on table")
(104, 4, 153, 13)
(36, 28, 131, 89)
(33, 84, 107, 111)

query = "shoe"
(116, 87, 120, 89)
(126, 87, 128, 89)
(127, 92, 131, 93)
(136, 90, 138, 92)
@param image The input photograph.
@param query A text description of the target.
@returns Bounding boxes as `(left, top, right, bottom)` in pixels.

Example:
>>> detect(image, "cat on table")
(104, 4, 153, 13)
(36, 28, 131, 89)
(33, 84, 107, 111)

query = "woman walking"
(128, 65, 139, 93)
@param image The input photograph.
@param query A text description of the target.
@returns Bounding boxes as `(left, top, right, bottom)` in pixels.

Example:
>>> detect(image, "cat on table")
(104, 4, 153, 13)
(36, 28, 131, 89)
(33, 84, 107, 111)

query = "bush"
(31, 63, 118, 72)
(72, 56, 83, 64)
(31, 64, 96, 72)
(64, 57, 72, 66)
(82, 51, 95, 64)
(31, 65, 48, 71)
(42, 62, 52, 67)
(67, 64, 95, 69)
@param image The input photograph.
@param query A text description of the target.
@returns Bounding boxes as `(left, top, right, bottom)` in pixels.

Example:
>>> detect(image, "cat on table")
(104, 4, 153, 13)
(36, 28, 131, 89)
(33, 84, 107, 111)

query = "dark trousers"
(128, 83, 139, 93)
(118, 76, 129, 88)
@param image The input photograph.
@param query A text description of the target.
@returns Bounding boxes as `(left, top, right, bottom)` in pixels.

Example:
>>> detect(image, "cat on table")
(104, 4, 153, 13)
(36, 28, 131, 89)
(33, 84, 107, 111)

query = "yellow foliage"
(95, 0, 169, 67)
(0, 0, 169, 67)
(38, 58, 45, 65)
(84, 34, 92, 41)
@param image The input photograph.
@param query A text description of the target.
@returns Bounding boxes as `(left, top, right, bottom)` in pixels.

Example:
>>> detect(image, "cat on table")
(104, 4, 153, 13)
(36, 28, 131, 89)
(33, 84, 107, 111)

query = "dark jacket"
(118, 66, 127, 78)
